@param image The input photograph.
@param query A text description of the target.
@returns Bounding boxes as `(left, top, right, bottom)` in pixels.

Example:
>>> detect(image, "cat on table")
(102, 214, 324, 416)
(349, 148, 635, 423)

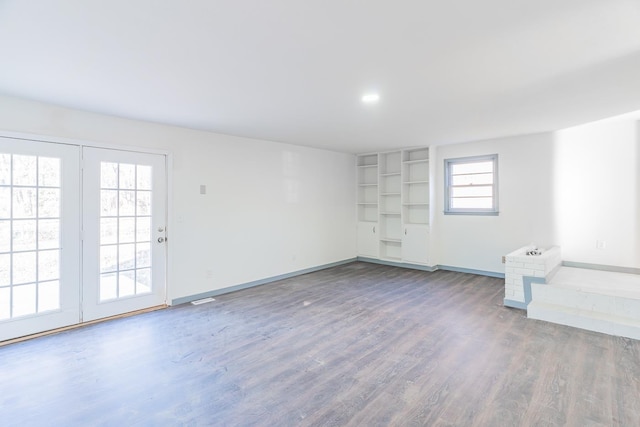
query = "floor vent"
(191, 297, 216, 305)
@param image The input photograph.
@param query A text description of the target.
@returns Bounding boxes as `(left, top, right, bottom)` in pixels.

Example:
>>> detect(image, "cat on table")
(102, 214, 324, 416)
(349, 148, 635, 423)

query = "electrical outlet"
(596, 240, 606, 250)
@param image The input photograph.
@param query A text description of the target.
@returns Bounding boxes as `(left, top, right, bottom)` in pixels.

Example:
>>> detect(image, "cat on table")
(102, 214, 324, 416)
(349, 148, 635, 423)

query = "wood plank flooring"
(1, 262, 639, 426)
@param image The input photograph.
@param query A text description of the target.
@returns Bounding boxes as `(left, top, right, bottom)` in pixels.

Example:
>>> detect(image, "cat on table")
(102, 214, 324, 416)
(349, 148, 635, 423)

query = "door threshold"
(0, 305, 167, 347)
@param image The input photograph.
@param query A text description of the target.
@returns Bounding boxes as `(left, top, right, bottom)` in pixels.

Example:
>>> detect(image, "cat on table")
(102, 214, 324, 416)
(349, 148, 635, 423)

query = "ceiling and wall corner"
(0, 1, 639, 153)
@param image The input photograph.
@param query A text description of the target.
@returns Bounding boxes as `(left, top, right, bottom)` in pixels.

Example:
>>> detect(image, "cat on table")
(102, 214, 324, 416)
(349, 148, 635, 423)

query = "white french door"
(0, 138, 81, 341)
(0, 138, 167, 341)
(82, 147, 167, 322)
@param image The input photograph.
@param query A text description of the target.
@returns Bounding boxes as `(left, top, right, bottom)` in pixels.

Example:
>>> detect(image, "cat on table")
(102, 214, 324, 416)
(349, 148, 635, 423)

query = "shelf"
(359, 183, 378, 187)
(380, 212, 401, 216)
(380, 172, 401, 177)
(403, 203, 429, 206)
(380, 237, 401, 243)
(358, 202, 378, 205)
(403, 159, 428, 165)
(404, 180, 428, 184)
(380, 192, 400, 196)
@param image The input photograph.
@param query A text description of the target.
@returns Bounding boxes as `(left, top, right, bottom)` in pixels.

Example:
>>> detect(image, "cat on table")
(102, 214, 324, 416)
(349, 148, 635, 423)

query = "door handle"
(373, 226, 376, 234)
(158, 237, 166, 243)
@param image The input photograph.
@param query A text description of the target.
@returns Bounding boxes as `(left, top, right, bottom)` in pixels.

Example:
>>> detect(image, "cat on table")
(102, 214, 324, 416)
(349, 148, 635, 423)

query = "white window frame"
(444, 154, 499, 215)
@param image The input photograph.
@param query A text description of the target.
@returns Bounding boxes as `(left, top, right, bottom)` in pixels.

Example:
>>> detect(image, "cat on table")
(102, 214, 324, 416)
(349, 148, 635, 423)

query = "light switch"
(200, 185, 206, 195)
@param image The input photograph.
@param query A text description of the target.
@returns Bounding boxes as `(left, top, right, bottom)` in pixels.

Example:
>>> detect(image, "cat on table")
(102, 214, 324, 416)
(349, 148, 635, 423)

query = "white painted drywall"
(0, 95, 357, 302)
(432, 116, 640, 274)
(554, 119, 640, 268)
(432, 133, 557, 274)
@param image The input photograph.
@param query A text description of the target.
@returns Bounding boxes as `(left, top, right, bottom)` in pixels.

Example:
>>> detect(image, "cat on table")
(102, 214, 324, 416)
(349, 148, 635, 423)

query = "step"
(527, 267, 640, 340)
(530, 283, 640, 321)
(549, 267, 640, 299)
(527, 300, 640, 340)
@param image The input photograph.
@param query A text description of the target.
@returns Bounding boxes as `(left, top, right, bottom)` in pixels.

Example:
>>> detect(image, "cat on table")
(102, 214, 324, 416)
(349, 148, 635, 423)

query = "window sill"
(444, 211, 499, 216)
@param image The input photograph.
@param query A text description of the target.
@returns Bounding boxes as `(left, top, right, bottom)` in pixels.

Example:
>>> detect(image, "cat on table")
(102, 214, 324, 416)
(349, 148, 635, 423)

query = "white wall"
(554, 119, 640, 268)
(432, 133, 557, 274)
(0, 95, 357, 301)
(432, 116, 640, 274)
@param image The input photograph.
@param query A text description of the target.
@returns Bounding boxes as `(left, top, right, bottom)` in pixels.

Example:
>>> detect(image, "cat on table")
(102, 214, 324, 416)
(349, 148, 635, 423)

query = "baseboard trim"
(562, 261, 640, 275)
(355, 258, 504, 278)
(174, 257, 507, 306)
(171, 258, 358, 305)
(356, 257, 437, 272)
(504, 299, 527, 310)
(437, 265, 505, 279)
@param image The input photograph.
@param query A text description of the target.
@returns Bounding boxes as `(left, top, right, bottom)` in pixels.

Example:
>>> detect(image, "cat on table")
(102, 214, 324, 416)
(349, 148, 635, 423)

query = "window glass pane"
(100, 273, 118, 301)
(0, 254, 9, 286)
(136, 217, 151, 242)
(451, 186, 493, 198)
(100, 218, 118, 245)
(451, 197, 494, 209)
(136, 191, 151, 216)
(101, 162, 119, 189)
(38, 280, 60, 312)
(38, 157, 60, 187)
(12, 219, 37, 252)
(0, 220, 10, 253)
(0, 187, 10, 218)
(38, 250, 59, 281)
(100, 245, 118, 273)
(136, 243, 151, 268)
(13, 283, 36, 317)
(119, 217, 135, 243)
(13, 188, 37, 218)
(0, 153, 10, 185)
(451, 161, 493, 175)
(101, 190, 118, 216)
(119, 271, 136, 297)
(13, 155, 36, 186)
(451, 173, 493, 186)
(136, 268, 151, 294)
(38, 188, 60, 218)
(118, 243, 135, 270)
(0, 286, 10, 320)
(119, 164, 136, 189)
(137, 165, 151, 190)
(38, 219, 60, 250)
(13, 251, 36, 284)
(119, 190, 136, 216)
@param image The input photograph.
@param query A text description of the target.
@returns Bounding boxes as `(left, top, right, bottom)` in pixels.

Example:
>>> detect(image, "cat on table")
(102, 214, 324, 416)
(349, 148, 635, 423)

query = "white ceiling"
(1, 1, 639, 154)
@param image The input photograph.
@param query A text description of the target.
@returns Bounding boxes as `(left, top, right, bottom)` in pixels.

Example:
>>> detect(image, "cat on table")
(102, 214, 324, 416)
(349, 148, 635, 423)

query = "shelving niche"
(356, 147, 431, 265)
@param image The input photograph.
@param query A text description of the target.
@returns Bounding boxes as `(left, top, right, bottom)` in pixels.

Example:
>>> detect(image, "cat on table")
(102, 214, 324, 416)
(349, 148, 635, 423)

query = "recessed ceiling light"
(362, 93, 380, 103)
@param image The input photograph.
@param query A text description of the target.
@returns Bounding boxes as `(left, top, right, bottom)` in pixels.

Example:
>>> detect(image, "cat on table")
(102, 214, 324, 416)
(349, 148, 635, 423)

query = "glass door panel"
(0, 137, 80, 341)
(82, 147, 166, 321)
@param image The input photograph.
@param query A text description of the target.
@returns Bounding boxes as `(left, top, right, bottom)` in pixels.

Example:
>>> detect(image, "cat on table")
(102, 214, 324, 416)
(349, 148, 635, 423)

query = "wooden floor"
(1, 262, 639, 426)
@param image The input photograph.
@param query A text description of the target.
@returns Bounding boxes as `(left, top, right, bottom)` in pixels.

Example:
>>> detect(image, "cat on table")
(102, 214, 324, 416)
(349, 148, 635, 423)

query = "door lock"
(157, 237, 166, 243)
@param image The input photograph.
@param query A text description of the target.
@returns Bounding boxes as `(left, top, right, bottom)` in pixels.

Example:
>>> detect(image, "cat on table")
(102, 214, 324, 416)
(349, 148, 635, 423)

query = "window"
(444, 154, 498, 215)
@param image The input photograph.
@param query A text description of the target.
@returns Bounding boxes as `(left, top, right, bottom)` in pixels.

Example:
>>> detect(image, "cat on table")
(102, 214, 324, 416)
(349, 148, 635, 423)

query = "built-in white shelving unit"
(379, 151, 402, 261)
(356, 147, 431, 265)
(356, 154, 379, 257)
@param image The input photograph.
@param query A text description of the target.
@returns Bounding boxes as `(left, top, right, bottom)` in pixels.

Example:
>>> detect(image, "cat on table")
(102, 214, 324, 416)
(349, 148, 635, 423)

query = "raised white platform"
(527, 267, 640, 340)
